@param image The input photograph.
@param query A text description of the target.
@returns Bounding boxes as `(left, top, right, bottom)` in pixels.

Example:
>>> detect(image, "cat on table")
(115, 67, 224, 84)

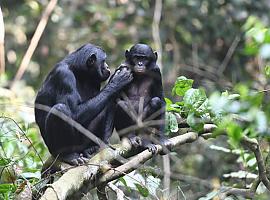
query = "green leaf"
(172, 76, 194, 96)
(165, 112, 179, 133)
(134, 183, 149, 197)
(186, 112, 204, 132)
(118, 177, 131, 192)
(164, 97, 172, 105)
(227, 123, 243, 146)
(183, 88, 208, 115)
(0, 184, 14, 193)
(165, 98, 181, 112)
(265, 65, 270, 77)
(0, 158, 11, 166)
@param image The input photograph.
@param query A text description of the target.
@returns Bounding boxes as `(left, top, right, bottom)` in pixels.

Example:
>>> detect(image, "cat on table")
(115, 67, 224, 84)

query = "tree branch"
(38, 124, 269, 199)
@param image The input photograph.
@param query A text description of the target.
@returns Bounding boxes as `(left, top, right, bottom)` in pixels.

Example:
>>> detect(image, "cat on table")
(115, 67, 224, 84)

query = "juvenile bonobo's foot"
(159, 137, 173, 155)
(129, 136, 142, 148)
(61, 152, 88, 165)
(145, 143, 158, 154)
(82, 146, 99, 158)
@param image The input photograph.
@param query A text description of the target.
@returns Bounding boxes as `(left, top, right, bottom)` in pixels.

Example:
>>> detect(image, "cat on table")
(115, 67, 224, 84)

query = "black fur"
(35, 43, 133, 165)
(114, 44, 172, 154)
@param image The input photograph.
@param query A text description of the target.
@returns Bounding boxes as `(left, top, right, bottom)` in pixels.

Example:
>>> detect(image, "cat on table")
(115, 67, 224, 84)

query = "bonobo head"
(66, 43, 110, 81)
(125, 44, 158, 75)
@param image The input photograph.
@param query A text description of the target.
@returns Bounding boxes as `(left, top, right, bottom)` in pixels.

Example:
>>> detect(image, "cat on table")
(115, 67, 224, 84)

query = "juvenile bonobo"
(114, 44, 172, 154)
(35, 43, 133, 165)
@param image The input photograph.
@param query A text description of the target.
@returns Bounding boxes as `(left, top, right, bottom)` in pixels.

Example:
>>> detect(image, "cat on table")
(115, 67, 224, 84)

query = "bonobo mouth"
(134, 69, 145, 74)
(101, 66, 110, 79)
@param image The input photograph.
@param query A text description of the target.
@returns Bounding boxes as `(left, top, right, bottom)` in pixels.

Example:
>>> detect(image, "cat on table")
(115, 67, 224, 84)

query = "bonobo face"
(86, 49, 110, 81)
(131, 55, 150, 74)
(126, 44, 157, 75)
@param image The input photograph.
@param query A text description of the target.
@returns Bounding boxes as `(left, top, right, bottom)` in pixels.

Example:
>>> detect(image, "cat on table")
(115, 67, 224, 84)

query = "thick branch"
(40, 130, 199, 199)
(39, 124, 267, 199)
(241, 136, 270, 190)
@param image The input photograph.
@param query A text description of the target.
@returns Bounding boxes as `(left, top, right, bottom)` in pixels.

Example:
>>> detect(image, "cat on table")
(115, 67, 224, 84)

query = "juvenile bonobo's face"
(86, 48, 110, 81)
(125, 44, 157, 75)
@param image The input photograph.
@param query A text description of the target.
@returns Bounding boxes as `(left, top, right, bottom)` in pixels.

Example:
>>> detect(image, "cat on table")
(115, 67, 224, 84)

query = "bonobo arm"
(51, 64, 132, 126)
(75, 67, 133, 125)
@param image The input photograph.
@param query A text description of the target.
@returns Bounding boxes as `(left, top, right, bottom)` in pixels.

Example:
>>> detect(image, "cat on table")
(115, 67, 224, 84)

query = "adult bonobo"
(35, 43, 133, 165)
(114, 43, 172, 154)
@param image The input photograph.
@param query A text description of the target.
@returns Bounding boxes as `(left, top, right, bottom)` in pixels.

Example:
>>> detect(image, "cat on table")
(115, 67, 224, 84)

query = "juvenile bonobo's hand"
(109, 66, 133, 91)
(150, 97, 162, 109)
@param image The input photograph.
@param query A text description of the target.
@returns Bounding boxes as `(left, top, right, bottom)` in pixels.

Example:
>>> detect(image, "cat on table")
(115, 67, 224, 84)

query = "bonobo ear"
(125, 50, 130, 59)
(154, 51, 158, 61)
(87, 54, 97, 66)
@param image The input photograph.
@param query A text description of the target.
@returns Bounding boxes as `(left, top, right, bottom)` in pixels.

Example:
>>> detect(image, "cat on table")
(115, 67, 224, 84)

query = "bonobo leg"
(115, 100, 142, 147)
(45, 103, 87, 165)
(143, 97, 173, 154)
(142, 97, 162, 120)
(82, 102, 116, 158)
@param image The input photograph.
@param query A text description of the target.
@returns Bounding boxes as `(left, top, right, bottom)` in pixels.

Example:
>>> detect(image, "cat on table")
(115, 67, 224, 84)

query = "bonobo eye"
(87, 54, 97, 66)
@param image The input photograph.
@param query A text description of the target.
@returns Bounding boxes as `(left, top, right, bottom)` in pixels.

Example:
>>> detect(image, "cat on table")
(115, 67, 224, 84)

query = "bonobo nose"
(138, 62, 143, 66)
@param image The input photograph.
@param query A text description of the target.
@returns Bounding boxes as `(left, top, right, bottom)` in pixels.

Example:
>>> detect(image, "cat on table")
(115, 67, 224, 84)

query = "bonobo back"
(34, 43, 133, 165)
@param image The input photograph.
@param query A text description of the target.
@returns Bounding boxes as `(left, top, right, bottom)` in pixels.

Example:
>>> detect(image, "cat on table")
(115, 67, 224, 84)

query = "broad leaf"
(135, 183, 149, 197)
(172, 76, 193, 97)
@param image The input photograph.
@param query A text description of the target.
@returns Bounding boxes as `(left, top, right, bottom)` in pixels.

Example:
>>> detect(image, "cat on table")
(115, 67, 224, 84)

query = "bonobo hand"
(109, 65, 133, 91)
(61, 152, 88, 165)
(150, 97, 162, 109)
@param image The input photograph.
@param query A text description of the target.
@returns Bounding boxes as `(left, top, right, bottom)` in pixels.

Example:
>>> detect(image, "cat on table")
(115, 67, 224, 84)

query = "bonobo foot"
(145, 143, 158, 154)
(83, 146, 99, 158)
(61, 152, 88, 165)
(129, 136, 142, 148)
(159, 137, 173, 155)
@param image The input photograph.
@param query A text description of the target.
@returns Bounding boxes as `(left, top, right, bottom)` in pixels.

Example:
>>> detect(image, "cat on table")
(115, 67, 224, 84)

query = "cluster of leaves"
(0, 81, 48, 199)
(165, 75, 270, 194)
(166, 76, 269, 143)
(165, 76, 212, 133)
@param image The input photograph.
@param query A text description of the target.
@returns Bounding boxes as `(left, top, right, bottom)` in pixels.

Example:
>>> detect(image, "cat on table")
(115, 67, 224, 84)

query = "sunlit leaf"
(187, 112, 204, 132)
(165, 112, 179, 133)
(134, 183, 149, 197)
(172, 76, 194, 97)
(265, 65, 270, 77)
(227, 123, 243, 146)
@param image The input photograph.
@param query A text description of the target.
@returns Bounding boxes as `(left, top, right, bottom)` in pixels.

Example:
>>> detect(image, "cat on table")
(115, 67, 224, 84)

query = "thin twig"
(0, 6, 5, 74)
(163, 154, 171, 197)
(241, 136, 270, 190)
(218, 35, 241, 76)
(152, 0, 163, 71)
(11, 0, 58, 88)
